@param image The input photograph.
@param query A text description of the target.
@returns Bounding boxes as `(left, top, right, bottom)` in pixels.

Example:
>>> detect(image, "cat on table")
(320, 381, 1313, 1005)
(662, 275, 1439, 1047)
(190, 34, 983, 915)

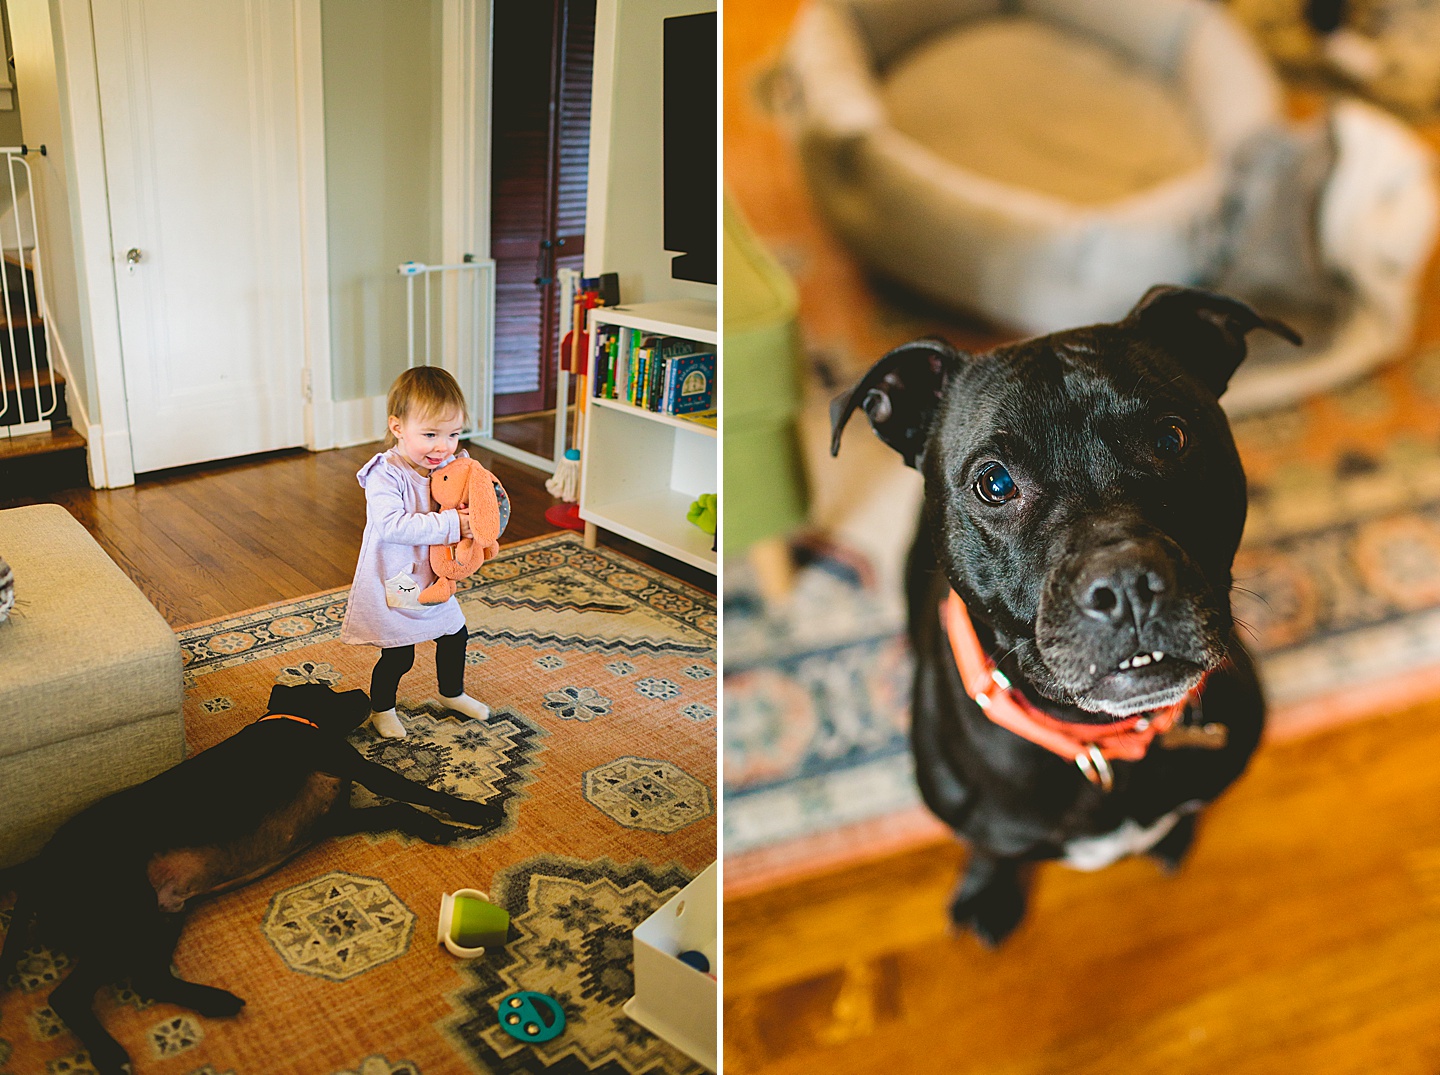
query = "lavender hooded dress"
(340, 448, 468, 648)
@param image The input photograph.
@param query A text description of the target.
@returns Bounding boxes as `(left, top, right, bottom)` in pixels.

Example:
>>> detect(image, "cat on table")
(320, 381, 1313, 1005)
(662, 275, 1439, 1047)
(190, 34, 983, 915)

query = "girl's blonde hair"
(386, 366, 469, 445)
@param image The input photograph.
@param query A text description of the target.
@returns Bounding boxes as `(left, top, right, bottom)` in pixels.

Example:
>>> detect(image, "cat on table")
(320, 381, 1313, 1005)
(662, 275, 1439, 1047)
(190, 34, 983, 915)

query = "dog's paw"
(447, 799, 505, 832)
(414, 818, 469, 845)
(1147, 812, 1199, 875)
(85, 1040, 134, 1075)
(948, 882, 1026, 948)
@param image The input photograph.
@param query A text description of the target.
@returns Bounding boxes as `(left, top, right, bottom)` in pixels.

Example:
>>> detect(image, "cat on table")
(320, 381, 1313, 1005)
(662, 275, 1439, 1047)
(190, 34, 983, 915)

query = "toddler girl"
(340, 366, 491, 738)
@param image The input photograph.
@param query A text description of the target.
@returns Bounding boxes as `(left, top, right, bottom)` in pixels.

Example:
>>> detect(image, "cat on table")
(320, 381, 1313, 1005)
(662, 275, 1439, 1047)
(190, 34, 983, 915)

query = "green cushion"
(723, 197, 802, 429)
(724, 422, 808, 551)
(723, 197, 809, 549)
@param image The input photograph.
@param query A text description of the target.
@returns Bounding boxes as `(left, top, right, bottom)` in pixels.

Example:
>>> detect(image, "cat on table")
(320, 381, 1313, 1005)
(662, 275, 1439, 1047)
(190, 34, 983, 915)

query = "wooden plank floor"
(724, 699, 1440, 1074)
(0, 439, 712, 627)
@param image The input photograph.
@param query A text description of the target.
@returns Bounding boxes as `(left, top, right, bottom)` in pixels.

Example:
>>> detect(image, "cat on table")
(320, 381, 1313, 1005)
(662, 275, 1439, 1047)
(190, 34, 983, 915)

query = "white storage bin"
(624, 860, 717, 1071)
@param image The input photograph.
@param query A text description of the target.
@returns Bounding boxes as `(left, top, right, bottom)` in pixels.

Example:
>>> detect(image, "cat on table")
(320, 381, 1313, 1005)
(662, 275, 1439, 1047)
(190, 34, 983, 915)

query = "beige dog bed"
(785, 0, 1439, 412)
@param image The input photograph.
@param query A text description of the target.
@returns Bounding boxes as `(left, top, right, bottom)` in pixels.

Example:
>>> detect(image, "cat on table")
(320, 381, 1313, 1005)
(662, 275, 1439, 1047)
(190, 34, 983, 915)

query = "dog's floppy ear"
(333, 688, 372, 731)
(830, 338, 959, 467)
(1125, 285, 1301, 397)
(266, 684, 370, 731)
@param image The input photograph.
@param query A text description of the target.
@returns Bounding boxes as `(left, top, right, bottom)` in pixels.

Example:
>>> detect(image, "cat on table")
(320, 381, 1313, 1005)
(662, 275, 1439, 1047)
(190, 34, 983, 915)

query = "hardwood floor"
(723, 695, 1440, 1074)
(492, 407, 566, 461)
(0, 438, 712, 627)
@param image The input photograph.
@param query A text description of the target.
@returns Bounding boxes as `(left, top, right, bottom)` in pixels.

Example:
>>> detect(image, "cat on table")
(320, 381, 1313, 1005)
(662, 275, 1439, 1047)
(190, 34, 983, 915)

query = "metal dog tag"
(1159, 722, 1229, 750)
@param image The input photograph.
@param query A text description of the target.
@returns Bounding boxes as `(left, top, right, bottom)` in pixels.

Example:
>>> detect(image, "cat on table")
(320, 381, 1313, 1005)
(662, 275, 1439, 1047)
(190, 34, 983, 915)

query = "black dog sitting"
(831, 286, 1299, 946)
(0, 683, 501, 1074)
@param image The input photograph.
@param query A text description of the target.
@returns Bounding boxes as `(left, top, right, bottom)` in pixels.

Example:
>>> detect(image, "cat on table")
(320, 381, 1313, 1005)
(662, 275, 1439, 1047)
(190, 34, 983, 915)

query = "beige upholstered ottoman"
(0, 504, 185, 867)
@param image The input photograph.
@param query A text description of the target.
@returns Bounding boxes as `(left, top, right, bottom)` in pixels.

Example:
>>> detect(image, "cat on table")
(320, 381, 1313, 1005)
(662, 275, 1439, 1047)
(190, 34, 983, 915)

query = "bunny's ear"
(830, 338, 961, 468)
(467, 460, 503, 545)
(1124, 285, 1301, 397)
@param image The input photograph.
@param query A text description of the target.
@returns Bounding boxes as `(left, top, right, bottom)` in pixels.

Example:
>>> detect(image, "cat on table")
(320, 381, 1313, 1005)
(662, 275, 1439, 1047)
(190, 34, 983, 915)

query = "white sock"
(369, 707, 406, 738)
(440, 692, 489, 721)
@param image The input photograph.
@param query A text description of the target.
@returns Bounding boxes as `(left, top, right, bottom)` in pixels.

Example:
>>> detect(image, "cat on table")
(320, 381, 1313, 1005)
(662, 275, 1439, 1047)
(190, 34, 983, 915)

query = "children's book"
(605, 330, 618, 398)
(631, 335, 657, 405)
(618, 331, 639, 404)
(593, 325, 617, 397)
(678, 408, 717, 428)
(663, 352, 716, 415)
(662, 357, 677, 415)
(649, 336, 708, 412)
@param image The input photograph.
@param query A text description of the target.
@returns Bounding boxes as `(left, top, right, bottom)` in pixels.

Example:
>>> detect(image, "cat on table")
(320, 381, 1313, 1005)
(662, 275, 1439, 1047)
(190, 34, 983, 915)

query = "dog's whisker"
(1230, 585, 1272, 609)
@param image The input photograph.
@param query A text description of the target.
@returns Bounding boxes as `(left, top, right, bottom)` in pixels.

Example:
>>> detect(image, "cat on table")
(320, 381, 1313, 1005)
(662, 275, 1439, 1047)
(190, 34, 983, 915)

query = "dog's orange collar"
(944, 591, 1199, 791)
(257, 713, 319, 729)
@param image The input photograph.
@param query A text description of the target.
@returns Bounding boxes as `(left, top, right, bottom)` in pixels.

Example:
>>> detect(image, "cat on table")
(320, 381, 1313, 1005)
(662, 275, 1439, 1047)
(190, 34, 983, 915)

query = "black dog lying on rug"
(831, 286, 1298, 946)
(0, 683, 500, 1075)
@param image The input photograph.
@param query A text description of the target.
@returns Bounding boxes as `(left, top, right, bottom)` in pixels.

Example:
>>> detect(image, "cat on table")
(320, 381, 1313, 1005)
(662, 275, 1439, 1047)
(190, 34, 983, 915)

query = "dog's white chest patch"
(1061, 803, 1197, 871)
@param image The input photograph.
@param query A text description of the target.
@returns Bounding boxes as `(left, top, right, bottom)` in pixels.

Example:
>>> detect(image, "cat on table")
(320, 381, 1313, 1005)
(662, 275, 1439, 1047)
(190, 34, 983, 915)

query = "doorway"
(488, 0, 595, 464)
(92, 0, 309, 475)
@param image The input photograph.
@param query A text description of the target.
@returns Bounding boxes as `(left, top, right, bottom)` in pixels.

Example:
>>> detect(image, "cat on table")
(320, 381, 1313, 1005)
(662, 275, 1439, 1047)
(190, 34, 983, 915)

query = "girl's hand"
(457, 509, 473, 540)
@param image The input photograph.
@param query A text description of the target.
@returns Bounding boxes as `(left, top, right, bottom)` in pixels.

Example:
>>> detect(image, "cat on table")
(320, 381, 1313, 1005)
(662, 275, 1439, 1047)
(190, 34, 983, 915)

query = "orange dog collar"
(943, 591, 1199, 791)
(257, 713, 319, 729)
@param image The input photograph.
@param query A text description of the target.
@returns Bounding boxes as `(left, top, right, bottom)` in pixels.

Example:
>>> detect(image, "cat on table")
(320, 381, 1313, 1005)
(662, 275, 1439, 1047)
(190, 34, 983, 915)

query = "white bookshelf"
(578, 298, 717, 574)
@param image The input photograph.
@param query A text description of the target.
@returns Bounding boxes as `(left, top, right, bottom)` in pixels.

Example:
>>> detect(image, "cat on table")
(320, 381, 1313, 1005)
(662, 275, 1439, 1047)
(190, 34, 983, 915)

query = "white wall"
(321, 0, 444, 404)
(586, 0, 717, 305)
(0, 3, 25, 147)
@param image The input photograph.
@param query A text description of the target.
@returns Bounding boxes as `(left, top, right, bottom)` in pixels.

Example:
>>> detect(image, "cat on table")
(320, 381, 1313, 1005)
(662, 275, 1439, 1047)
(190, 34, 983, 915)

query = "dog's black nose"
(1076, 543, 1173, 631)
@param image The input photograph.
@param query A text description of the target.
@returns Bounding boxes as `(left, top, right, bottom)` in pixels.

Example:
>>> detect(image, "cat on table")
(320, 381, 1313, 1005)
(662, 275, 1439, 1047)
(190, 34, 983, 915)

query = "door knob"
(125, 248, 143, 274)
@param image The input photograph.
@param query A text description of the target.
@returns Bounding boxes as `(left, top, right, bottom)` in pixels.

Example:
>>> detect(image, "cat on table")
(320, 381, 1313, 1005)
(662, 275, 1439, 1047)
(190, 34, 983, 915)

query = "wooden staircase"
(0, 260, 88, 496)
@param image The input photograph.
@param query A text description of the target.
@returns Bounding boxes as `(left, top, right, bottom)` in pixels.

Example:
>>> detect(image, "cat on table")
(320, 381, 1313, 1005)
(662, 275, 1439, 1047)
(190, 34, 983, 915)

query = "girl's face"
(389, 408, 465, 473)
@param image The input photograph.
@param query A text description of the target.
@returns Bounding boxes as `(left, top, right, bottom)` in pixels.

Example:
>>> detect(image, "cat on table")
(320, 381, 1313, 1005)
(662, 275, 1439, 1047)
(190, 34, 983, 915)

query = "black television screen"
(663, 11, 717, 285)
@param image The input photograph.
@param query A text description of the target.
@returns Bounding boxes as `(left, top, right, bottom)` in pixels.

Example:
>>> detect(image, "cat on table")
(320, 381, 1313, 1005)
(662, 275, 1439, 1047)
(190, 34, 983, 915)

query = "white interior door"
(93, 0, 308, 474)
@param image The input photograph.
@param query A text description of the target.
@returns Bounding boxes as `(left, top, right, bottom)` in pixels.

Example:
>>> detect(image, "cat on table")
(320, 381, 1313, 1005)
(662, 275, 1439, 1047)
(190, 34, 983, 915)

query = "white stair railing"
(0, 145, 54, 438)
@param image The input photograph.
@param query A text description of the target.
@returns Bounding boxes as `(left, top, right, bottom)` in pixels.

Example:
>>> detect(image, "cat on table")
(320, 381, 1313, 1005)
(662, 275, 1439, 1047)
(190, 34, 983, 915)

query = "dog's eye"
(974, 462, 1018, 504)
(1154, 418, 1188, 459)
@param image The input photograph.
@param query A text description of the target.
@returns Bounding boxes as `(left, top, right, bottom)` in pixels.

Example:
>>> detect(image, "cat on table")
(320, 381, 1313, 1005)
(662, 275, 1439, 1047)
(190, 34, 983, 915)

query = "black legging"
(369, 624, 469, 711)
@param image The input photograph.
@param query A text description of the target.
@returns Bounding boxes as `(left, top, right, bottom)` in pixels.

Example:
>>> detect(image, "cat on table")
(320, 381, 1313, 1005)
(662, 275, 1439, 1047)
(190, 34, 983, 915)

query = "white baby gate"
(400, 255, 567, 475)
(0, 145, 59, 438)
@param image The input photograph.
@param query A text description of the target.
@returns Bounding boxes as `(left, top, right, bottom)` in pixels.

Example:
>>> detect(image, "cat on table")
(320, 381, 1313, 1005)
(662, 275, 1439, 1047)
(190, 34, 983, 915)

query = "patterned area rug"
(0, 534, 716, 1074)
(722, 0, 1440, 886)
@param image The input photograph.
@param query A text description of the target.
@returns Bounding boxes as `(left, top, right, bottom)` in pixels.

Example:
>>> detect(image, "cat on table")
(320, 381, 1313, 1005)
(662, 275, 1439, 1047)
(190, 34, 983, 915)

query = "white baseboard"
(88, 424, 135, 488)
(84, 422, 103, 488)
(86, 400, 379, 488)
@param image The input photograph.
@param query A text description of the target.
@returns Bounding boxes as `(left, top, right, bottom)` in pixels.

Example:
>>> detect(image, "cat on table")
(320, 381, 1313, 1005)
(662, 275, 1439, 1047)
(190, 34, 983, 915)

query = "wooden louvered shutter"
(489, 0, 595, 418)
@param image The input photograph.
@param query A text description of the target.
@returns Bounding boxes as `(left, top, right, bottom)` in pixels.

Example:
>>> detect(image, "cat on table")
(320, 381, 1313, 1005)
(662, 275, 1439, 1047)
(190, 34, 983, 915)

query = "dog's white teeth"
(1089, 663, 1097, 675)
(1152, 651, 1164, 662)
(1120, 658, 1131, 670)
(1129, 653, 1153, 668)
